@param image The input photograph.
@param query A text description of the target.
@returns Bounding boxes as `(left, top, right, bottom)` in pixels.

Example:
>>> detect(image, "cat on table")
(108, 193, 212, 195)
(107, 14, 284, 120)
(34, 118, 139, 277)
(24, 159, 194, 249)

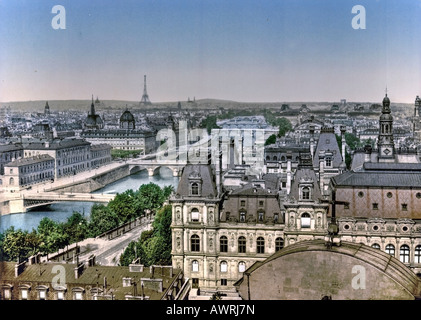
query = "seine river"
(0, 168, 179, 233)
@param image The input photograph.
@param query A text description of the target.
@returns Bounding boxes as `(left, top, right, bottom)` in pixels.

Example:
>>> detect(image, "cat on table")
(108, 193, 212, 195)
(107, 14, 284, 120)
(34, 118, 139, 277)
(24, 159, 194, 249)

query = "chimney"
(319, 150, 325, 192)
(286, 151, 292, 194)
(15, 260, 26, 277)
(74, 262, 84, 279)
(340, 125, 346, 163)
(310, 138, 315, 159)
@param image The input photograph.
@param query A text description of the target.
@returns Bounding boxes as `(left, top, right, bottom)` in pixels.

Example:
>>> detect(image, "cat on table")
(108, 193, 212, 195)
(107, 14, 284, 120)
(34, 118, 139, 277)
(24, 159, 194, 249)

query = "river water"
(0, 168, 179, 233)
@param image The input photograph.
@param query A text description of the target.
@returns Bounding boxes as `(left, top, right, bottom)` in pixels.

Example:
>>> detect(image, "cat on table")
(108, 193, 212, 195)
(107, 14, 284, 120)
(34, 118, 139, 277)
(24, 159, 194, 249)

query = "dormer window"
(239, 210, 246, 222)
(191, 182, 199, 196)
(301, 187, 311, 200)
(325, 157, 332, 167)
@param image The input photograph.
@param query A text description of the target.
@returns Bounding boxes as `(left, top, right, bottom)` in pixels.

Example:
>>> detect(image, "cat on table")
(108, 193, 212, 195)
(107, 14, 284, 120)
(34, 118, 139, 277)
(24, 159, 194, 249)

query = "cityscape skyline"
(1, 0, 421, 103)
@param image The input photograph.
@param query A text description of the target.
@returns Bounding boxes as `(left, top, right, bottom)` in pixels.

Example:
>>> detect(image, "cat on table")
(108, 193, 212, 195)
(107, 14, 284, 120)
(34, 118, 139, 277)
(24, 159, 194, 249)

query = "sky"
(0, 0, 420, 103)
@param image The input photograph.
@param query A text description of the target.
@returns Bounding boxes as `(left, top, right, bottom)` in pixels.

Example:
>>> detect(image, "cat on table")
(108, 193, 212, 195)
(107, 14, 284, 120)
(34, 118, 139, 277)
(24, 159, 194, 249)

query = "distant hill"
(0, 99, 414, 117)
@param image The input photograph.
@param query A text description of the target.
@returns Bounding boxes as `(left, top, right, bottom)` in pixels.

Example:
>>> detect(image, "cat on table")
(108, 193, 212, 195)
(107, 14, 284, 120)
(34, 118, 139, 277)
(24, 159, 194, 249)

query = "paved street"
(77, 221, 152, 266)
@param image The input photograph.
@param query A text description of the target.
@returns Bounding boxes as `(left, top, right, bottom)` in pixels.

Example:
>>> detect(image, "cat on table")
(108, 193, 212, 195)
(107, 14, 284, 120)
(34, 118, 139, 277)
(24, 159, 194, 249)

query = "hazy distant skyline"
(1, 0, 420, 104)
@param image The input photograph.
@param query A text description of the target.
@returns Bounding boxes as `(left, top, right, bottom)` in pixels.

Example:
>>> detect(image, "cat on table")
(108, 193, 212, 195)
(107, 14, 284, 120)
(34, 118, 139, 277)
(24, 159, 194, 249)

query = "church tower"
(377, 93, 395, 162)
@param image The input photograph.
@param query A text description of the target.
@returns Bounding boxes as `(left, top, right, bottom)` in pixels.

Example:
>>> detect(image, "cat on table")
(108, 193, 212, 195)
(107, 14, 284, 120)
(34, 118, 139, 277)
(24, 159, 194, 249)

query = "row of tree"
(0, 183, 173, 263)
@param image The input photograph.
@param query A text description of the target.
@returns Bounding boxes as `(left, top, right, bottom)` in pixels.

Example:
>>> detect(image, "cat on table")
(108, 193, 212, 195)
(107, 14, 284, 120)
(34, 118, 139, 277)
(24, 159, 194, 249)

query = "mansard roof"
(174, 164, 218, 199)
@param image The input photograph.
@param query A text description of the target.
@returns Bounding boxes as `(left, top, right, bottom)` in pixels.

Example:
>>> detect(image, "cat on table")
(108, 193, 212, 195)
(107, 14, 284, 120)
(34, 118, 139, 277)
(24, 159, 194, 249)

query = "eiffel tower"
(140, 75, 152, 105)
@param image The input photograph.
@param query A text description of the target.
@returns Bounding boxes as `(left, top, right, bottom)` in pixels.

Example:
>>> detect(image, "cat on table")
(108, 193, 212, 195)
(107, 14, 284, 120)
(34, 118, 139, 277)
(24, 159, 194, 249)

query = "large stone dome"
(120, 109, 136, 130)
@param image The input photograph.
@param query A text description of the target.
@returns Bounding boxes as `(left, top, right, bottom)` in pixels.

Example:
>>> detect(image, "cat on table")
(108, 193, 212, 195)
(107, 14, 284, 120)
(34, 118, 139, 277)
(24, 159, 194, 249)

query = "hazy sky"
(0, 0, 420, 103)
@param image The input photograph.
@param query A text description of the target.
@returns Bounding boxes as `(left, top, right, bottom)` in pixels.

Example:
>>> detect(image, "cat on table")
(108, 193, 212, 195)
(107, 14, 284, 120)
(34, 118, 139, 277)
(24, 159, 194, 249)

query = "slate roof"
(312, 131, 342, 168)
(0, 143, 23, 152)
(5, 154, 54, 167)
(24, 139, 90, 150)
(175, 164, 218, 198)
(332, 170, 421, 188)
(0, 261, 181, 301)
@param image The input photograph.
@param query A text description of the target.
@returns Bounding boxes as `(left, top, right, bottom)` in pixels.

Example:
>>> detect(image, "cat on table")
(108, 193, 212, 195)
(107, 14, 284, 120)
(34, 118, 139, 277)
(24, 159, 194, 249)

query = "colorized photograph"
(0, 0, 421, 311)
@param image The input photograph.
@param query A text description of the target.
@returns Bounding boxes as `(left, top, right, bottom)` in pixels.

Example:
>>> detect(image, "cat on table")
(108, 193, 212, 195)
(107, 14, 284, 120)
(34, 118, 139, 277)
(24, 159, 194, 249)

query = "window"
(39, 290, 46, 300)
(191, 183, 199, 195)
(74, 292, 83, 300)
(239, 211, 246, 222)
(240, 200, 246, 207)
(220, 261, 228, 273)
(387, 192, 393, 198)
(57, 291, 64, 300)
(385, 244, 395, 256)
(238, 262, 246, 273)
(400, 245, 410, 263)
(415, 246, 421, 264)
(257, 237, 265, 254)
(301, 187, 310, 200)
(3, 288, 11, 300)
(325, 157, 332, 167)
(20, 288, 29, 300)
(258, 211, 264, 222)
(259, 201, 264, 207)
(191, 235, 200, 252)
(401, 204, 408, 211)
(372, 203, 378, 210)
(192, 260, 199, 272)
(220, 236, 228, 253)
(238, 236, 246, 253)
(344, 203, 350, 210)
(275, 237, 284, 251)
(301, 213, 311, 228)
(122, 278, 132, 287)
(9, 177, 14, 185)
(371, 243, 380, 249)
(191, 208, 199, 222)
(221, 279, 227, 286)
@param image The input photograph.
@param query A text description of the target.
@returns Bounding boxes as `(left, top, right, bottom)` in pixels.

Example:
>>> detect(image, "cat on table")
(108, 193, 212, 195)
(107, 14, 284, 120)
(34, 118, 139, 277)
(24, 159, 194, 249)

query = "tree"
(1, 227, 41, 261)
(63, 212, 89, 244)
(119, 205, 173, 267)
(277, 117, 292, 138)
(87, 204, 119, 237)
(265, 134, 277, 146)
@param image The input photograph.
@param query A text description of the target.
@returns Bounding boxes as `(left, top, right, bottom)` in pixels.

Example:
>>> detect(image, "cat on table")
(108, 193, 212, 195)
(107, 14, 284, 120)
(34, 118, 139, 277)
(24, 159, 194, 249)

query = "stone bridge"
(126, 159, 188, 177)
(5, 192, 115, 213)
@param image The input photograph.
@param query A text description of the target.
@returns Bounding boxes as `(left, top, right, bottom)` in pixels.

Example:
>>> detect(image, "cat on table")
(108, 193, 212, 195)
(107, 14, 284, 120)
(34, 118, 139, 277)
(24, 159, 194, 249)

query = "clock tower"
(377, 93, 395, 162)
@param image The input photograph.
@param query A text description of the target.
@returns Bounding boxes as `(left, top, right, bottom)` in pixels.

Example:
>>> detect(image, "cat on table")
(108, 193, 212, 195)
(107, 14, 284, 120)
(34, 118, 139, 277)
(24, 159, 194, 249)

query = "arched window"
(301, 213, 311, 228)
(371, 243, 380, 250)
(192, 260, 199, 272)
(281, 156, 286, 162)
(273, 156, 278, 161)
(191, 235, 200, 252)
(220, 236, 228, 253)
(275, 237, 284, 251)
(238, 236, 246, 253)
(400, 245, 410, 263)
(191, 208, 199, 222)
(238, 262, 246, 273)
(415, 245, 421, 264)
(302, 187, 310, 200)
(191, 183, 199, 195)
(385, 244, 395, 256)
(257, 237, 265, 254)
(220, 261, 228, 273)
(9, 177, 14, 185)
(266, 155, 270, 161)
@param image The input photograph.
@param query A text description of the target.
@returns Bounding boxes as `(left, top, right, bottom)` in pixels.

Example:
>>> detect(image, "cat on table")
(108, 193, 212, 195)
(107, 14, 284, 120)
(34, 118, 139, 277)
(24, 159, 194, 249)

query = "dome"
(382, 94, 390, 108)
(120, 110, 135, 122)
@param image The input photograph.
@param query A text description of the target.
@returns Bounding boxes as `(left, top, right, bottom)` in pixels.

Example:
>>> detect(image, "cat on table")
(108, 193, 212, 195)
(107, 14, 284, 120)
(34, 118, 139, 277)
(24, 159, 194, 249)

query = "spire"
(90, 94, 96, 116)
